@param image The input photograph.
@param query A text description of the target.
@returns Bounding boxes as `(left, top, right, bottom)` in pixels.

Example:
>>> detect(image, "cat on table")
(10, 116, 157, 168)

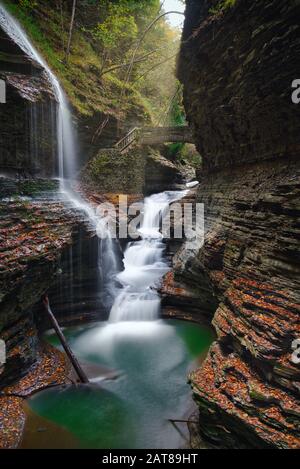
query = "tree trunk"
(42, 295, 89, 384)
(65, 0, 77, 62)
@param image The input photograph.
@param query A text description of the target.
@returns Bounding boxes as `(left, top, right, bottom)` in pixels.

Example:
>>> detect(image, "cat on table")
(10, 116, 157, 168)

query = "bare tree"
(65, 0, 77, 62)
(124, 11, 185, 87)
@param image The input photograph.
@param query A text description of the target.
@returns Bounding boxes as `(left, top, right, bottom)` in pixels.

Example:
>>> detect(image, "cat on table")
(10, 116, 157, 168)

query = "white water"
(0, 4, 119, 305)
(110, 191, 187, 322)
(0, 3, 77, 182)
(0, 5, 190, 322)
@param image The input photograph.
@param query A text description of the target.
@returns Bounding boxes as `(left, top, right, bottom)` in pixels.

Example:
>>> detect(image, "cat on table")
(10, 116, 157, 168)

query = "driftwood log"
(42, 295, 89, 384)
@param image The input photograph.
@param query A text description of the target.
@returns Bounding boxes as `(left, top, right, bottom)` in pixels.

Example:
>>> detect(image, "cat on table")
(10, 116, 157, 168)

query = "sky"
(163, 0, 185, 29)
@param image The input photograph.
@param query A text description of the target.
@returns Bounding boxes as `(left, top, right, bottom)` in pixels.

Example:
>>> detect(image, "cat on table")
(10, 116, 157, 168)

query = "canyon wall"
(176, 0, 300, 448)
(0, 178, 101, 387)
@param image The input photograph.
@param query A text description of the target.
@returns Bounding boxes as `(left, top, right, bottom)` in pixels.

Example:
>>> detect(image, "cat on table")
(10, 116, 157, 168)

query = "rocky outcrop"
(145, 148, 183, 194)
(81, 148, 146, 195)
(81, 146, 183, 195)
(0, 180, 99, 388)
(175, 0, 300, 448)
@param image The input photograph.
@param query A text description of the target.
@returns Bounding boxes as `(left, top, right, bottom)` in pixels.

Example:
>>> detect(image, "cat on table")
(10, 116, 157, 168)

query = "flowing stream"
(23, 320, 213, 449)
(110, 190, 187, 322)
(0, 4, 213, 449)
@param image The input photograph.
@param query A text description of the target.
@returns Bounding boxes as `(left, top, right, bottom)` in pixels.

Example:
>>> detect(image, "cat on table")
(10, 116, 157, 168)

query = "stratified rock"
(176, 0, 300, 449)
(81, 147, 182, 195)
(145, 148, 183, 194)
(0, 182, 98, 388)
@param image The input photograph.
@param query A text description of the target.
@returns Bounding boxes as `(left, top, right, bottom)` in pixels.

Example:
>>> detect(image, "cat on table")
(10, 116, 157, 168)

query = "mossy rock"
(20, 179, 59, 196)
(82, 148, 146, 194)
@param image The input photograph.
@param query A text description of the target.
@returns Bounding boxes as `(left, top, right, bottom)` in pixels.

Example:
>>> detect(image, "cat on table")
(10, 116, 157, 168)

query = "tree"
(65, 0, 77, 62)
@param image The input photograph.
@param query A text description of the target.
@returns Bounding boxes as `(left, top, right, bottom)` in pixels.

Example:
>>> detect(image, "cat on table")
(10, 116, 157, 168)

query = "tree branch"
(124, 11, 185, 87)
(100, 48, 160, 77)
(133, 52, 178, 83)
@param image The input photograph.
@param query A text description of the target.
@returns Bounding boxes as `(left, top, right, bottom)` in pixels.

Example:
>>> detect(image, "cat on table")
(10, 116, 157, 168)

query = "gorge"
(0, 0, 300, 452)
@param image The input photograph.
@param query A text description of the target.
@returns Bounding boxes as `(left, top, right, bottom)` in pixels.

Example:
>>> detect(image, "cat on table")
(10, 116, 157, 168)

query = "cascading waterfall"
(0, 3, 77, 183)
(110, 191, 187, 322)
(0, 3, 119, 306)
(0, 4, 189, 323)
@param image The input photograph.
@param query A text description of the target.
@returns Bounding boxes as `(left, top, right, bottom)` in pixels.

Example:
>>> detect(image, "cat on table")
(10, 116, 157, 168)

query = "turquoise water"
(25, 320, 213, 449)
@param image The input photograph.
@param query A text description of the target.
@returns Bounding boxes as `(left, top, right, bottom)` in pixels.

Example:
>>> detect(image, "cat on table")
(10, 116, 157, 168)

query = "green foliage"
(4, 0, 183, 124)
(209, 0, 236, 15)
(91, 1, 138, 56)
(19, 0, 37, 9)
(168, 143, 202, 169)
(169, 86, 186, 127)
(168, 142, 184, 159)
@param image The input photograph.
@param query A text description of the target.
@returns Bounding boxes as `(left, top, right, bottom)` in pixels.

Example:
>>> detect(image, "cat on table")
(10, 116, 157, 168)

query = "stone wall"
(176, 0, 300, 448)
(81, 146, 182, 195)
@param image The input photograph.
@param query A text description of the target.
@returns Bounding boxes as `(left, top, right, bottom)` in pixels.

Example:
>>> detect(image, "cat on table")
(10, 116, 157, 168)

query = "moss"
(20, 179, 59, 196)
(3, 1, 152, 122)
(82, 149, 146, 194)
(167, 143, 202, 169)
(209, 0, 237, 15)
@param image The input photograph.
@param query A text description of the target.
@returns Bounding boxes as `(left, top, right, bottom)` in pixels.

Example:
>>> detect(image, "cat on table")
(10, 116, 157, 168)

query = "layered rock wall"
(176, 0, 300, 448)
(0, 182, 97, 387)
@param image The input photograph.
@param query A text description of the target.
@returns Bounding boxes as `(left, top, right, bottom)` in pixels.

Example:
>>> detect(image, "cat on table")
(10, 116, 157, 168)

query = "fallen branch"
(134, 53, 177, 83)
(42, 295, 89, 384)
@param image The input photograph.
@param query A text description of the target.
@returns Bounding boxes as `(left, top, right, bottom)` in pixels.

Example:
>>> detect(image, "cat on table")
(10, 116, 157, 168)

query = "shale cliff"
(175, 0, 300, 448)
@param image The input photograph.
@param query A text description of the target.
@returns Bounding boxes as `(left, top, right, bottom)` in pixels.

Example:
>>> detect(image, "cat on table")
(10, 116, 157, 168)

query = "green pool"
(23, 320, 213, 449)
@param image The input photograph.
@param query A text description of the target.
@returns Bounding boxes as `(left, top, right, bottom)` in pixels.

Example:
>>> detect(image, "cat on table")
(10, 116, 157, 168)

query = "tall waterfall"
(110, 191, 187, 322)
(0, 3, 77, 182)
(0, 4, 189, 321)
(0, 3, 119, 308)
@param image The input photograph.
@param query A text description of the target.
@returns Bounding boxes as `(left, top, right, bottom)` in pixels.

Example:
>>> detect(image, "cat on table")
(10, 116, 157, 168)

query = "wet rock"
(176, 0, 300, 448)
(0, 186, 95, 388)
(145, 148, 183, 194)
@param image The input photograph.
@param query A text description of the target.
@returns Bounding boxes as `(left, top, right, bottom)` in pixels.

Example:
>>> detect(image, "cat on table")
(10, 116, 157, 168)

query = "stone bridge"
(115, 125, 194, 153)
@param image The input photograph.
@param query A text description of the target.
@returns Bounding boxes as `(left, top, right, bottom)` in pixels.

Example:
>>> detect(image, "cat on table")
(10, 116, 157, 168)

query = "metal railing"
(115, 127, 139, 153)
(114, 125, 193, 153)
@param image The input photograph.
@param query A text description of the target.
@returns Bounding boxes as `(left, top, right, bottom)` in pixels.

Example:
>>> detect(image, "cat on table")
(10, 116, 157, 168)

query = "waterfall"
(0, 3, 77, 182)
(0, 3, 119, 308)
(0, 4, 188, 320)
(109, 190, 187, 322)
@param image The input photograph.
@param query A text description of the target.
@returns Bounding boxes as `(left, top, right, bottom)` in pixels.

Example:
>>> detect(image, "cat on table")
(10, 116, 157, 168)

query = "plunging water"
(0, 3, 119, 298)
(110, 190, 187, 322)
(0, 3, 76, 181)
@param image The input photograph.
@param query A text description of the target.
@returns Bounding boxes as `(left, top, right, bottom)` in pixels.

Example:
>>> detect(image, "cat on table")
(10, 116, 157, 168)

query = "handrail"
(114, 125, 193, 153)
(115, 127, 139, 153)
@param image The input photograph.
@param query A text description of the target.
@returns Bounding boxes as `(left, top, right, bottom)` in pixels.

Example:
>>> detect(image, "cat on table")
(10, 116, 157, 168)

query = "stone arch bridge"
(115, 126, 194, 153)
